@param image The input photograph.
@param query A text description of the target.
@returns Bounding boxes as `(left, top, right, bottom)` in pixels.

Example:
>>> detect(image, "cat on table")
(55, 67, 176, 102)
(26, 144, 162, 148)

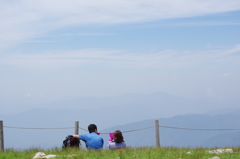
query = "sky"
(0, 0, 240, 114)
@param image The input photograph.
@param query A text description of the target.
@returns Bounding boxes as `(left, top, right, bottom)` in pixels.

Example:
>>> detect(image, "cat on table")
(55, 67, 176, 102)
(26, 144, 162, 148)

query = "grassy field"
(0, 147, 239, 159)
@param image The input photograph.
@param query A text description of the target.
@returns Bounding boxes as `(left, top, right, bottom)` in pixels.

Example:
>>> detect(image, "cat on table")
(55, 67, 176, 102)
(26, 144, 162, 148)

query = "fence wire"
(79, 127, 88, 131)
(3, 125, 240, 133)
(100, 126, 154, 134)
(159, 125, 240, 131)
(3, 126, 74, 129)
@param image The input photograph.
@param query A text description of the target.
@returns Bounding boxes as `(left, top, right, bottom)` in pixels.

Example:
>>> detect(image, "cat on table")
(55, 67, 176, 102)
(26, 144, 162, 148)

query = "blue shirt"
(79, 132, 104, 150)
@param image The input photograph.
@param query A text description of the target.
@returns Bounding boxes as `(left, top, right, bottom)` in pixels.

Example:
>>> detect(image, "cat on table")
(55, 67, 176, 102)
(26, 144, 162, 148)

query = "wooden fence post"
(74, 121, 79, 135)
(154, 120, 160, 147)
(0, 120, 4, 152)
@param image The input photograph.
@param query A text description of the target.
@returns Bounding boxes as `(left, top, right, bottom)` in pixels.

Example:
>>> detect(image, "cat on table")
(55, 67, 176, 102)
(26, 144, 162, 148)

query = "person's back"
(107, 130, 126, 149)
(73, 124, 104, 150)
(79, 132, 103, 150)
(108, 141, 126, 149)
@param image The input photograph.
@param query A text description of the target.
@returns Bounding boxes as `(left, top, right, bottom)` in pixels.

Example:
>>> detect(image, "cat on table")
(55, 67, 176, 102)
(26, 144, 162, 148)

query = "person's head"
(113, 130, 124, 143)
(88, 124, 97, 133)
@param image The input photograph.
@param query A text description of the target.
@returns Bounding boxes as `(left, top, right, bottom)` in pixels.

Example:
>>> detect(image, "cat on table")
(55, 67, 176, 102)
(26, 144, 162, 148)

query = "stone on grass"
(209, 157, 220, 159)
(186, 151, 192, 154)
(45, 155, 57, 158)
(33, 152, 47, 159)
(209, 148, 233, 154)
(32, 152, 57, 158)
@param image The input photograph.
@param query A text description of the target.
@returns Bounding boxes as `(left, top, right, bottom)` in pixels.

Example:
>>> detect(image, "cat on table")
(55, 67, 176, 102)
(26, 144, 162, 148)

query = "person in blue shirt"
(72, 124, 104, 150)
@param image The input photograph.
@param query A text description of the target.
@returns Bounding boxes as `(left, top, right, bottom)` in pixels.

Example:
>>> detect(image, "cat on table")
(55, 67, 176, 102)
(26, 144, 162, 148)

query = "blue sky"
(0, 0, 240, 114)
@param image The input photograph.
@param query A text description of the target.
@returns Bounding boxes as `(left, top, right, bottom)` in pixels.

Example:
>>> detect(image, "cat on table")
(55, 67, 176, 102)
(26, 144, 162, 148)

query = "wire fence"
(3, 126, 74, 129)
(3, 125, 240, 133)
(158, 125, 240, 131)
(1, 121, 240, 151)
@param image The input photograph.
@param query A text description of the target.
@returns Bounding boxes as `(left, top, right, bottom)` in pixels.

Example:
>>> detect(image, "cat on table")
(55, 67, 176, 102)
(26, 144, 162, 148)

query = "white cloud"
(1, 45, 239, 70)
(57, 33, 117, 36)
(22, 40, 56, 43)
(222, 73, 231, 77)
(1, 0, 240, 49)
(221, 44, 240, 56)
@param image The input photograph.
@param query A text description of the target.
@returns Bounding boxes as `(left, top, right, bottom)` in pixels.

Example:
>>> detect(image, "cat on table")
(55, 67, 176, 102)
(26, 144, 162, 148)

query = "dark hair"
(88, 124, 97, 133)
(114, 130, 124, 143)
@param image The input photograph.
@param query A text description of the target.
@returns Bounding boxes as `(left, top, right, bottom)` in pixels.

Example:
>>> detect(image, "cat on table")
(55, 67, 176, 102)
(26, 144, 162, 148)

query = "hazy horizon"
(1, 91, 239, 116)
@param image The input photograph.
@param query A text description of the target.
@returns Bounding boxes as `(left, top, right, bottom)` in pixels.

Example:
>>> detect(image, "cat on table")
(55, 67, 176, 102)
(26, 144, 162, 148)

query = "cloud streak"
(1, 45, 240, 69)
(56, 33, 117, 36)
(1, 0, 240, 49)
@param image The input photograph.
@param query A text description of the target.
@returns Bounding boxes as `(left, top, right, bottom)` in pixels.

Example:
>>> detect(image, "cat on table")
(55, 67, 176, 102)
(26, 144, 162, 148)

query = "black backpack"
(62, 136, 80, 148)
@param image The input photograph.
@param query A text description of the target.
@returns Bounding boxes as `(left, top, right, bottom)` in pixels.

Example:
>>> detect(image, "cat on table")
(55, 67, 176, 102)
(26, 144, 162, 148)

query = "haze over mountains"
(1, 110, 239, 149)
(2, 92, 239, 117)
(0, 92, 239, 149)
(101, 113, 240, 148)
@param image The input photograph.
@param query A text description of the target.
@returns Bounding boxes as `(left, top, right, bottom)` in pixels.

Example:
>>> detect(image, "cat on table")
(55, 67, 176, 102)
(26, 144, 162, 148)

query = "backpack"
(62, 136, 80, 148)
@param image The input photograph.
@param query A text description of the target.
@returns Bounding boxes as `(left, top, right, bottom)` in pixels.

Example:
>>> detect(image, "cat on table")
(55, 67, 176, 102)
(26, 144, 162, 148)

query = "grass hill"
(1, 147, 240, 159)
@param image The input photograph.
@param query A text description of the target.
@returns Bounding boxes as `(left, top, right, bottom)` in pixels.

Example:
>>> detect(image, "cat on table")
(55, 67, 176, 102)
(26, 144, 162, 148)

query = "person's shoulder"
(121, 142, 126, 146)
(117, 142, 126, 148)
(116, 142, 126, 147)
(79, 133, 90, 138)
(90, 133, 103, 139)
(80, 133, 90, 136)
(98, 135, 104, 141)
(108, 141, 116, 148)
(108, 141, 116, 145)
(117, 142, 125, 145)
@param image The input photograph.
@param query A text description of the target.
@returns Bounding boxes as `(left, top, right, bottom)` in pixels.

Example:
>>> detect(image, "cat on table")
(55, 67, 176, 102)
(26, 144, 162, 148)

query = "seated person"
(107, 130, 126, 149)
(72, 124, 104, 150)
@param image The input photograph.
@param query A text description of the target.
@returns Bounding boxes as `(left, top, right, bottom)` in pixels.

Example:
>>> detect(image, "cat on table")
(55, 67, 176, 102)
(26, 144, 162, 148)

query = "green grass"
(0, 147, 239, 159)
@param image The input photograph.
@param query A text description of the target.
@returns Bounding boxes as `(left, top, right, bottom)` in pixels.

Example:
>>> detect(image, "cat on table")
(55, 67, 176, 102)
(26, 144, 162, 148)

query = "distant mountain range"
(1, 92, 239, 149)
(2, 92, 239, 117)
(101, 113, 240, 148)
(1, 109, 239, 149)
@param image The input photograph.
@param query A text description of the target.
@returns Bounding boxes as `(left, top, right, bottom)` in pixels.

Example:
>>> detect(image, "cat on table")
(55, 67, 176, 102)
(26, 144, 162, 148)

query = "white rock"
(218, 149, 224, 153)
(186, 151, 192, 154)
(33, 152, 47, 158)
(32, 152, 58, 158)
(209, 150, 220, 154)
(209, 148, 233, 154)
(66, 154, 77, 157)
(225, 149, 233, 153)
(45, 155, 57, 158)
(209, 157, 220, 159)
(209, 151, 216, 154)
